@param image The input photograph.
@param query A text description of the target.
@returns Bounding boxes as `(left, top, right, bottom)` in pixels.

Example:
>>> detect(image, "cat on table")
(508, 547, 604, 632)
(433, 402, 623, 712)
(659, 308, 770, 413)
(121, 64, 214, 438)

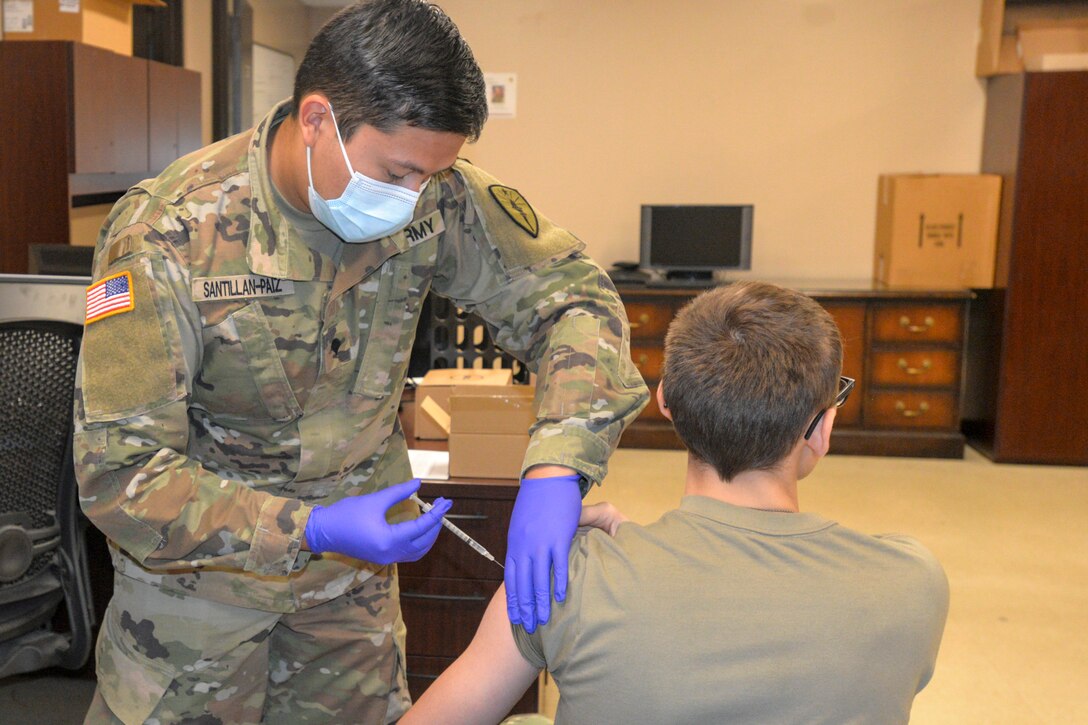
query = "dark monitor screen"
(640, 205, 753, 273)
(28, 244, 95, 277)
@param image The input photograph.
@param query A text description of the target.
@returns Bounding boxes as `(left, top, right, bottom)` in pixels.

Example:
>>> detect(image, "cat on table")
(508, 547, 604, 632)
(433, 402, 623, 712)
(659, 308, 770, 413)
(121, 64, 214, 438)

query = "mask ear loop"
(305, 101, 355, 194)
(305, 146, 317, 189)
(325, 102, 355, 174)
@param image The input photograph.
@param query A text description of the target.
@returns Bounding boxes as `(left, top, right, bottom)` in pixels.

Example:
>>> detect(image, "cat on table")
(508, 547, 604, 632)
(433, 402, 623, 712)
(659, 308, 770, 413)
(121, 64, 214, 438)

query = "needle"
(411, 493, 504, 569)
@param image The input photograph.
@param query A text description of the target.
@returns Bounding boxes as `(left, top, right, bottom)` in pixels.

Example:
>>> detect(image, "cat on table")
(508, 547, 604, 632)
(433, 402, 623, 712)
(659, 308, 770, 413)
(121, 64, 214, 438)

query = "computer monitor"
(28, 244, 95, 277)
(639, 204, 753, 284)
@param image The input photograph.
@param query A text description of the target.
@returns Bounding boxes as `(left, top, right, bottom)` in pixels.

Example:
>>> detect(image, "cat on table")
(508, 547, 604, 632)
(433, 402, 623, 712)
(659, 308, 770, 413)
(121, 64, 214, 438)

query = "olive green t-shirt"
(513, 496, 949, 724)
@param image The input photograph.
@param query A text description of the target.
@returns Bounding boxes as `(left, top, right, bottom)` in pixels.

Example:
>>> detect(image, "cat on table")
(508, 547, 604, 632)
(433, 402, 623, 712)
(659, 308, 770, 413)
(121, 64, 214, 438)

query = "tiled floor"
(3, 447, 1085, 723)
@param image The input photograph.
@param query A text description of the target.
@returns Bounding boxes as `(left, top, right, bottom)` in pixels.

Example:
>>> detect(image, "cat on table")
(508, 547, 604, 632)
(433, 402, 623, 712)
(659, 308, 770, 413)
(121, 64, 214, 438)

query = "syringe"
(410, 493, 504, 569)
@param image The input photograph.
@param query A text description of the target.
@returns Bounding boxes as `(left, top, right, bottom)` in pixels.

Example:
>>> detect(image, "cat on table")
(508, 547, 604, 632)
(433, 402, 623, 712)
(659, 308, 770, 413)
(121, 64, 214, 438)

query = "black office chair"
(0, 320, 95, 678)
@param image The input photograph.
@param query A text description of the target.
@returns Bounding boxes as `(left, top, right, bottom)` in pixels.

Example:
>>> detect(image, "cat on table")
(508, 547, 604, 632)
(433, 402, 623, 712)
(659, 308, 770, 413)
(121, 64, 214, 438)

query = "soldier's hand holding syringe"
(410, 493, 504, 569)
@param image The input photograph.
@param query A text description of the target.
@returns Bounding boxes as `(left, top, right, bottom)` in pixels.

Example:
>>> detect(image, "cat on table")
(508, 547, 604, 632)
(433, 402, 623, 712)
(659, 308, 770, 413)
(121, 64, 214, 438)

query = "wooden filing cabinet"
(856, 300, 967, 456)
(966, 71, 1088, 465)
(618, 283, 971, 458)
(0, 41, 202, 273)
(398, 477, 537, 716)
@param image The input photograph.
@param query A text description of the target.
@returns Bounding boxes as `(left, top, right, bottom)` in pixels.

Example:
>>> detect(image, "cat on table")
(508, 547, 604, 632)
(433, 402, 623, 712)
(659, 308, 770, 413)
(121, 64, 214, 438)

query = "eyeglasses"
(803, 376, 855, 440)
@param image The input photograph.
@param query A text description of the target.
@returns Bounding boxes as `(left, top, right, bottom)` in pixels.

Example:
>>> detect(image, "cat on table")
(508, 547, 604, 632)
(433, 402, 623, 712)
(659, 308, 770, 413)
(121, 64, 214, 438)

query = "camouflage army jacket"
(73, 102, 648, 612)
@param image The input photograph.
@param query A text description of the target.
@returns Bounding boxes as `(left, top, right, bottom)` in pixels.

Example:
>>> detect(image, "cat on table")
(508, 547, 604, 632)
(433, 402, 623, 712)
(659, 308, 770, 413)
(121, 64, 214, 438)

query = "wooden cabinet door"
(820, 302, 865, 427)
(72, 44, 149, 174)
(0, 41, 72, 273)
(988, 72, 1088, 464)
(149, 60, 202, 172)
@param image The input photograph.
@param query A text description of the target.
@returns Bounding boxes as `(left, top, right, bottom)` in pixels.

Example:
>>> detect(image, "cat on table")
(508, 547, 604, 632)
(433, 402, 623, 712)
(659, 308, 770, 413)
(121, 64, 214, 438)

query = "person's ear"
(656, 382, 672, 421)
(804, 406, 837, 459)
(298, 94, 331, 148)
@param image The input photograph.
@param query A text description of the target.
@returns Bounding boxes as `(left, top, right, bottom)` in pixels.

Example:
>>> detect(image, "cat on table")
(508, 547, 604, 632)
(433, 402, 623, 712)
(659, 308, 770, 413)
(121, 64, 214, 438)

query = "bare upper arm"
(402, 585, 542, 724)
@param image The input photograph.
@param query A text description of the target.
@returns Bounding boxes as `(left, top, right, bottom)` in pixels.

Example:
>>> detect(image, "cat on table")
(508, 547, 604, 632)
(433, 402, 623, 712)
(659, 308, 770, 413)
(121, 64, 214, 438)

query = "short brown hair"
(661, 281, 842, 480)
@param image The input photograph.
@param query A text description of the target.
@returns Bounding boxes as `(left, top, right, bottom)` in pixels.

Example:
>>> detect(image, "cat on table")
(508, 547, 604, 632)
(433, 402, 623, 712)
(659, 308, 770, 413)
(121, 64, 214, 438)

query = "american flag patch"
(85, 271, 135, 324)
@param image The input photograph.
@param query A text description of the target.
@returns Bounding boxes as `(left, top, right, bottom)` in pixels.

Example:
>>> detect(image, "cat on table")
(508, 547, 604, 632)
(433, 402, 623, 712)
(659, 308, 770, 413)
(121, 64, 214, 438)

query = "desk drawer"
(866, 391, 956, 429)
(400, 576, 497, 657)
(400, 497, 512, 581)
(623, 301, 678, 341)
(870, 350, 959, 387)
(631, 345, 664, 382)
(872, 304, 963, 344)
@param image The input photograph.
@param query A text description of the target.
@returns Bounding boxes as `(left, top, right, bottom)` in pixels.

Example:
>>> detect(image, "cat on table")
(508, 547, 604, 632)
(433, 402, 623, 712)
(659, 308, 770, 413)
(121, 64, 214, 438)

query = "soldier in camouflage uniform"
(74, 1, 648, 723)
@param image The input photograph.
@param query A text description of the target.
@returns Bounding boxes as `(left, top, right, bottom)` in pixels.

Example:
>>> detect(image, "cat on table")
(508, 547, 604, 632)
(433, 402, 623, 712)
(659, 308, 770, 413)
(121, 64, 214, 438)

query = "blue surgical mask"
(306, 104, 423, 243)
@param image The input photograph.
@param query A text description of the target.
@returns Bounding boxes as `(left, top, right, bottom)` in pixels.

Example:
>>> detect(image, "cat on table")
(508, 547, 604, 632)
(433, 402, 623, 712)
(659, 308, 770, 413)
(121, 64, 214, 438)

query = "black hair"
(293, 0, 488, 141)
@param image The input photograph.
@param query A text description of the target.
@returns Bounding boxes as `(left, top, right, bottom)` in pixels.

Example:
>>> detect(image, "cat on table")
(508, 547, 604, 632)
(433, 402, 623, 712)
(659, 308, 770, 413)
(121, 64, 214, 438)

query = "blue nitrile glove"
(505, 473, 583, 633)
(305, 479, 452, 565)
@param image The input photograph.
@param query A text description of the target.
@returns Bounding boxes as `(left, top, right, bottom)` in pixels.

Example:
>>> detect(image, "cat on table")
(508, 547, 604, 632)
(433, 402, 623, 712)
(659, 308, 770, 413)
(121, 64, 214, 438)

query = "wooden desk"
(618, 281, 973, 458)
(398, 391, 537, 715)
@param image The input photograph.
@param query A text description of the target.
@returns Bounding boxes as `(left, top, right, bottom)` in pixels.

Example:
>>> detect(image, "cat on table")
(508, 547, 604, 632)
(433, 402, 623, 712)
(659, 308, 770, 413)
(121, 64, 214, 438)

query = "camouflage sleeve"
(430, 162, 649, 486)
(73, 192, 310, 577)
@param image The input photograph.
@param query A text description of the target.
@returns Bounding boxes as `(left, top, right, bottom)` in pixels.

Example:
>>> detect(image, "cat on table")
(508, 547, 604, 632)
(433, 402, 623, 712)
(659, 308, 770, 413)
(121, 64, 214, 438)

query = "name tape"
(192, 274, 295, 302)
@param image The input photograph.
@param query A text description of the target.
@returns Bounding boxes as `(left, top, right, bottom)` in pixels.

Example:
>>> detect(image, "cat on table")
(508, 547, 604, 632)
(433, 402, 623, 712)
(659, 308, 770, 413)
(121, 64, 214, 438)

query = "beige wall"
(181, 0, 313, 147)
(252, 0, 314, 65)
(69, 204, 111, 247)
(179, 0, 988, 279)
(183, 0, 214, 146)
(439, 0, 987, 277)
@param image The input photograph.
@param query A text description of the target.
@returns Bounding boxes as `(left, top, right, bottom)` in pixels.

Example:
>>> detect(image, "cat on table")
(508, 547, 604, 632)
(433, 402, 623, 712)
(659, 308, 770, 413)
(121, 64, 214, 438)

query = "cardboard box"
(448, 432, 530, 479)
(413, 368, 513, 440)
(976, 0, 1020, 77)
(873, 174, 1002, 289)
(447, 384, 535, 479)
(449, 385, 536, 435)
(1019, 21, 1088, 71)
(1, 0, 164, 56)
(976, 0, 1088, 76)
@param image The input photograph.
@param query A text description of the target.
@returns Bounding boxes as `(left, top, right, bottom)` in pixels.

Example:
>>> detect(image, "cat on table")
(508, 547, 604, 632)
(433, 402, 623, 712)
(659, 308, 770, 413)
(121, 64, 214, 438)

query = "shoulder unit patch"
(488, 184, 539, 238)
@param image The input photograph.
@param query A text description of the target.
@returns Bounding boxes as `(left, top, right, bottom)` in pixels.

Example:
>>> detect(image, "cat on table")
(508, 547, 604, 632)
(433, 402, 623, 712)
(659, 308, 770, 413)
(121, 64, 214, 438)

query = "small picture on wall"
(484, 72, 517, 118)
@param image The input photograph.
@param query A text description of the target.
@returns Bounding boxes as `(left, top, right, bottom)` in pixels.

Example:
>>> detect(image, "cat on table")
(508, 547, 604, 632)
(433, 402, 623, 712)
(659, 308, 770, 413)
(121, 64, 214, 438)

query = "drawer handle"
(897, 358, 932, 376)
(895, 400, 930, 417)
(628, 313, 651, 329)
(445, 514, 488, 522)
(637, 353, 649, 367)
(408, 673, 440, 682)
(401, 592, 488, 602)
(899, 315, 935, 334)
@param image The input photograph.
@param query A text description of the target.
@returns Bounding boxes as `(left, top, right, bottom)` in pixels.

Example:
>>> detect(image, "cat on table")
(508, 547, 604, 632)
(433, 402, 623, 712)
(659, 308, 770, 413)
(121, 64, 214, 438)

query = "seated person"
(403, 281, 949, 724)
